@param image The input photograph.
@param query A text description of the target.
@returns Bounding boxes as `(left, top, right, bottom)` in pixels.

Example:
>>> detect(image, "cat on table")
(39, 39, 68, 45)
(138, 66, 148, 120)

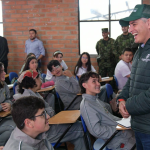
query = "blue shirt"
(25, 38, 45, 59)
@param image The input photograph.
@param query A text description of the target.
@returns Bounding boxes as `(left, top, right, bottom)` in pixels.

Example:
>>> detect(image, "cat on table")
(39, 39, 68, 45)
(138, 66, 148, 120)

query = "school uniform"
(3, 127, 54, 150)
(13, 89, 86, 150)
(80, 94, 135, 150)
(0, 82, 16, 145)
(55, 75, 82, 110)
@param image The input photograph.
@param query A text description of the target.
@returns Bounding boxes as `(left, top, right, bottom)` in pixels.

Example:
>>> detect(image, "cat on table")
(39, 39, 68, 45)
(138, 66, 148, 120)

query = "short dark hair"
(122, 48, 133, 54)
(29, 29, 37, 34)
(0, 62, 4, 88)
(79, 72, 99, 94)
(12, 96, 45, 130)
(23, 56, 37, 72)
(47, 60, 61, 72)
(18, 75, 39, 94)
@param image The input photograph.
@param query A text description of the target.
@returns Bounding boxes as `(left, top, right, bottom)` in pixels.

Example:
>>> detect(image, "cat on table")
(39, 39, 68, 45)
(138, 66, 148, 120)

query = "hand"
(119, 101, 130, 118)
(63, 70, 73, 78)
(0, 146, 4, 150)
(1, 103, 11, 112)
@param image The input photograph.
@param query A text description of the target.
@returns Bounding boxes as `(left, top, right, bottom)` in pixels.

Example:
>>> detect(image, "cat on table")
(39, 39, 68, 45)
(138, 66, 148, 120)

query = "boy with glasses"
(3, 96, 53, 150)
(47, 60, 81, 110)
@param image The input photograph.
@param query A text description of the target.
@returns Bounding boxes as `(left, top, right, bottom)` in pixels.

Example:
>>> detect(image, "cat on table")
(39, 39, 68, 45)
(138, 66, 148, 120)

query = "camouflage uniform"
(114, 33, 138, 62)
(96, 37, 116, 77)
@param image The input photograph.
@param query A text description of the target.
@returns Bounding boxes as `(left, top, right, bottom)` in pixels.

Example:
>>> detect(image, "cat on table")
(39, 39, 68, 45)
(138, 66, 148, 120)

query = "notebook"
(116, 116, 131, 128)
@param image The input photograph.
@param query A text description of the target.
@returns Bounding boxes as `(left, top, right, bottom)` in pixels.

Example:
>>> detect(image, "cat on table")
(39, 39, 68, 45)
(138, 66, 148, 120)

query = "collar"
(29, 38, 38, 42)
(82, 94, 97, 101)
(13, 127, 46, 147)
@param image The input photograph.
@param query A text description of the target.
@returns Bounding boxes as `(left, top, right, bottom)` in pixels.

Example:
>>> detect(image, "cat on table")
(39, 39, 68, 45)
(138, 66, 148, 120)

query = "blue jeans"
(135, 131, 150, 150)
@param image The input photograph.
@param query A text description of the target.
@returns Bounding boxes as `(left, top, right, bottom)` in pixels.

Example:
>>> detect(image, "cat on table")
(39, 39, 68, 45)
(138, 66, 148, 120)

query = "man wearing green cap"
(117, 4, 150, 150)
(96, 28, 116, 77)
(114, 26, 138, 62)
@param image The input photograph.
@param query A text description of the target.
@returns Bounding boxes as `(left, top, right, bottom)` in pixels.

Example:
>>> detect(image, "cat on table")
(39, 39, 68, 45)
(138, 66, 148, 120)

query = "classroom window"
(79, 0, 142, 54)
(0, 0, 3, 36)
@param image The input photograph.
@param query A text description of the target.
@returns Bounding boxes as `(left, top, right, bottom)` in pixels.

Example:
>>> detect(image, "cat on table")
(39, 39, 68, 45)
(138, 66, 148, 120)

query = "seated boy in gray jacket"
(79, 72, 135, 150)
(3, 96, 54, 150)
(47, 60, 82, 110)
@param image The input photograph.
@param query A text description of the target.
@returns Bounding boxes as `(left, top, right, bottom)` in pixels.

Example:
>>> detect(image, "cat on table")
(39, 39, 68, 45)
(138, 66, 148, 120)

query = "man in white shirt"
(115, 48, 133, 90)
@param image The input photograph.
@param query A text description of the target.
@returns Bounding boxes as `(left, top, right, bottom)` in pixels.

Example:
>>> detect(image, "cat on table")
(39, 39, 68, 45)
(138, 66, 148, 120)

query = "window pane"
(0, 24, 3, 36)
(110, 0, 142, 20)
(0, 1, 2, 22)
(80, 22, 109, 54)
(111, 21, 123, 40)
(79, 0, 109, 21)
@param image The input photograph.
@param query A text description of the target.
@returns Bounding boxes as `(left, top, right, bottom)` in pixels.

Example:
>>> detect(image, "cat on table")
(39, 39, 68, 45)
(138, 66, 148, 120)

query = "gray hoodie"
(3, 127, 54, 150)
(80, 94, 135, 150)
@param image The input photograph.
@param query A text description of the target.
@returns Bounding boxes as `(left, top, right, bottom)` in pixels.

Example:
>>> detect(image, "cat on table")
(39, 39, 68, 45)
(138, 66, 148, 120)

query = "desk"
(8, 84, 13, 90)
(49, 110, 80, 124)
(37, 85, 55, 93)
(100, 77, 113, 83)
(0, 110, 11, 117)
(5, 74, 9, 78)
(116, 124, 131, 130)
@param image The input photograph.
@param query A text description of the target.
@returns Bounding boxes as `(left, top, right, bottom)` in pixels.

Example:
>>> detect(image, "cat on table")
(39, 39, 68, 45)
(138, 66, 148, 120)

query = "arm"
(38, 41, 45, 60)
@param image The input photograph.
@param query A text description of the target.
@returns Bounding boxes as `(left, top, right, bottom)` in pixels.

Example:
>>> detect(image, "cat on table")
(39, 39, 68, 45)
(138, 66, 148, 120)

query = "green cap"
(119, 4, 150, 26)
(102, 28, 108, 32)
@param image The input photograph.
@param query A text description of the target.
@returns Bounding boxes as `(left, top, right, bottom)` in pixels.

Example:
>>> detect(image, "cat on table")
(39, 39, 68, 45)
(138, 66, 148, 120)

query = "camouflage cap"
(119, 4, 150, 26)
(102, 28, 108, 33)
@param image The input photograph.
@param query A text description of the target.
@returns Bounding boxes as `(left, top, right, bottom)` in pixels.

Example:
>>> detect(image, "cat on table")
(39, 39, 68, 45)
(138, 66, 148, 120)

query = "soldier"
(115, 26, 138, 62)
(96, 28, 116, 77)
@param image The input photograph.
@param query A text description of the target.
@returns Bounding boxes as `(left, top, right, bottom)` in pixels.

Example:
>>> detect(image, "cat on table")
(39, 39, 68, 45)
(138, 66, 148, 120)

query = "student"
(3, 96, 54, 150)
(22, 56, 43, 82)
(47, 60, 82, 110)
(79, 72, 135, 150)
(115, 48, 133, 90)
(0, 62, 15, 145)
(19, 53, 36, 75)
(45, 50, 68, 82)
(13, 70, 86, 150)
(74, 52, 96, 78)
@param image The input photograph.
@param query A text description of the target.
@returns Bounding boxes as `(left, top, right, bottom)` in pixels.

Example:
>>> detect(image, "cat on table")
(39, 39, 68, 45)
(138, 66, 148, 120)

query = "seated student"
(3, 96, 54, 150)
(0, 62, 15, 145)
(115, 48, 133, 90)
(74, 52, 96, 78)
(13, 70, 86, 150)
(79, 72, 135, 150)
(45, 50, 68, 82)
(47, 60, 82, 110)
(19, 53, 36, 75)
(22, 56, 43, 82)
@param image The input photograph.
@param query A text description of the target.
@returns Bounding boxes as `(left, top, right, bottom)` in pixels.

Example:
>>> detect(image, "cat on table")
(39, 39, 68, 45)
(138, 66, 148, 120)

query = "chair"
(13, 81, 18, 94)
(41, 73, 46, 82)
(106, 84, 113, 99)
(76, 75, 79, 81)
(55, 91, 63, 111)
(80, 115, 93, 150)
(113, 75, 118, 89)
(9, 72, 18, 83)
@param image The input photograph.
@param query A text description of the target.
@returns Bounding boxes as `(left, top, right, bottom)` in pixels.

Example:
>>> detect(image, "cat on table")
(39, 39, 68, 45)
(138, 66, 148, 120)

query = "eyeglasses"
(82, 57, 88, 60)
(51, 65, 60, 72)
(21, 110, 47, 127)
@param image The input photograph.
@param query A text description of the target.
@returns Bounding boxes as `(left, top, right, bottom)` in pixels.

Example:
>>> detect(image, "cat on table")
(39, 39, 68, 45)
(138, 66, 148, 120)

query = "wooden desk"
(116, 124, 131, 130)
(0, 110, 11, 117)
(49, 110, 80, 124)
(8, 84, 13, 89)
(5, 74, 9, 78)
(37, 85, 55, 93)
(100, 77, 113, 83)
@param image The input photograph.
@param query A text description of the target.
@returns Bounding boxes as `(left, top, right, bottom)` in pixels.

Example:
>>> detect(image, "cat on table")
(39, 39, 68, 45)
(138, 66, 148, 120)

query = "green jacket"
(96, 38, 116, 68)
(117, 39, 150, 134)
(115, 33, 138, 62)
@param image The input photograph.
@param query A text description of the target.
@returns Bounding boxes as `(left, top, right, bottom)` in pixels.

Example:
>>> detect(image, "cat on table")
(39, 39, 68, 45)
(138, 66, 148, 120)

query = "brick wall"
(2, 0, 149, 74)
(2, 0, 98, 74)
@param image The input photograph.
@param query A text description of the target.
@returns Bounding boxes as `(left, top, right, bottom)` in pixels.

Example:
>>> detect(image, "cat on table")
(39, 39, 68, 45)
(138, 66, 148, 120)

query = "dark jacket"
(0, 36, 9, 61)
(118, 39, 150, 134)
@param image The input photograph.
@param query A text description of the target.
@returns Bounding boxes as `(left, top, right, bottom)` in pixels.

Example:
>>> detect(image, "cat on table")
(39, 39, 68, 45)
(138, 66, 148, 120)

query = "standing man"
(0, 36, 9, 73)
(115, 25, 138, 62)
(96, 28, 116, 77)
(25, 29, 45, 68)
(118, 4, 150, 150)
